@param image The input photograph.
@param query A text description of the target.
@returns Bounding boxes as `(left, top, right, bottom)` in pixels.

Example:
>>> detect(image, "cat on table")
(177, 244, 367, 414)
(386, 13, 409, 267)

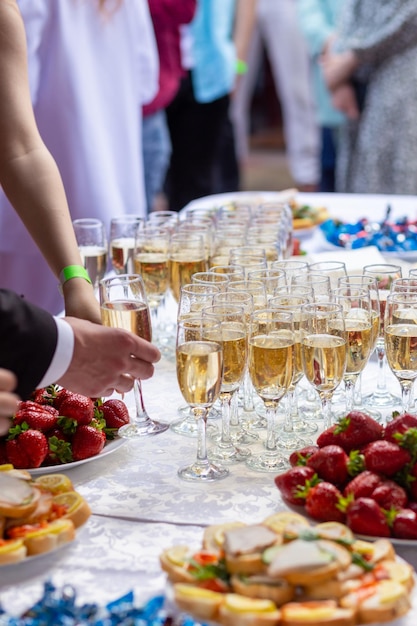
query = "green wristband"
(59, 264, 92, 286)
(236, 59, 248, 75)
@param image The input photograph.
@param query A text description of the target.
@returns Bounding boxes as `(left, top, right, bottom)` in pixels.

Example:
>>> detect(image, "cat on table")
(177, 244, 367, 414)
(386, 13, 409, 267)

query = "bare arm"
(233, 0, 257, 65)
(0, 0, 100, 322)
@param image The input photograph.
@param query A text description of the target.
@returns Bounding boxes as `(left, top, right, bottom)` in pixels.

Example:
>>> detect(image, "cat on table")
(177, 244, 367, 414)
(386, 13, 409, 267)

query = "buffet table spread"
(3, 192, 417, 625)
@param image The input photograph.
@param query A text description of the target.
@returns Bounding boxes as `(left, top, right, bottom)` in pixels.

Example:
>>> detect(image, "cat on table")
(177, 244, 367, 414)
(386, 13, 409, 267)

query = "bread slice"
(52, 491, 91, 529)
(173, 583, 223, 621)
(159, 545, 195, 583)
(340, 579, 411, 623)
(0, 538, 27, 565)
(280, 600, 356, 626)
(203, 521, 246, 554)
(10, 518, 76, 556)
(0, 474, 41, 518)
(231, 574, 295, 606)
(224, 524, 281, 575)
(218, 593, 281, 626)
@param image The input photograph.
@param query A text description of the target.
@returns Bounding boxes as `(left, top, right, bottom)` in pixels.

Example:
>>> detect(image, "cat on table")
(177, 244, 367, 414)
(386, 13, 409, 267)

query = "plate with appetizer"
(161, 512, 415, 626)
(0, 386, 129, 475)
(0, 466, 91, 573)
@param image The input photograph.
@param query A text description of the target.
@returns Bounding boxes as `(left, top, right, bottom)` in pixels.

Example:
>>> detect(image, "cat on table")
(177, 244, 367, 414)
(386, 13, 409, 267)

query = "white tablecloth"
(3, 192, 417, 626)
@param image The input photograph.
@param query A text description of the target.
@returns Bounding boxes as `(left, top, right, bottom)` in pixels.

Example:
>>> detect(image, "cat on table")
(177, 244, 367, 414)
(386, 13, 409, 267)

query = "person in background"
(0, 0, 160, 428)
(164, 0, 257, 212)
(142, 0, 196, 214)
(322, 0, 417, 195)
(0, 0, 159, 315)
(296, 0, 347, 192)
(231, 0, 320, 192)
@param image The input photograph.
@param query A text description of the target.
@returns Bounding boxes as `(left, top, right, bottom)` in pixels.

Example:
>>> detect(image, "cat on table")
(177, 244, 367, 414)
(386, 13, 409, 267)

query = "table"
(2, 192, 417, 625)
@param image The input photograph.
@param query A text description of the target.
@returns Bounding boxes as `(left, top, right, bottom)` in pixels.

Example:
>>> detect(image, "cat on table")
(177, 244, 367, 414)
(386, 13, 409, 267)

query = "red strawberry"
(14, 401, 59, 432)
(346, 497, 391, 537)
(306, 445, 350, 485)
(317, 411, 383, 452)
(274, 466, 318, 505)
(289, 445, 319, 467)
(30, 387, 56, 405)
(392, 508, 417, 539)
(405, 462, 417, 501)
(384, 412, 417, 443)
(362, 440, 411, 476)
(305, 482, 345, 523)
(101, 399, 130, 430)
(371, 480, 408, 510)
(59, 393, 94, 425)
(53, 388, 73, 411)
(45, 430, 73, 465)
(71, 424, 106, 461)
(6, 429, 48, 468)
(0, 439, 8, 464)
(343, 470, 383, 499)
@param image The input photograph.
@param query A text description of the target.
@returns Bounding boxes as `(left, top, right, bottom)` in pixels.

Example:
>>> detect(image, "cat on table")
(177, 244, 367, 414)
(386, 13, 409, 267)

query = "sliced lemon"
(0, 464, 14, 472)
(224, 594, 277, 613)
(174, 584, 223, 601)
(283, 601, 336, 620)
(53, 491, 91, 528)
(165, 545, 190, 567)
(263, 512, 310, 534)
(377, 580, 406, 604)
(213, 522, 246, 547)
(34, 474, 74, 494)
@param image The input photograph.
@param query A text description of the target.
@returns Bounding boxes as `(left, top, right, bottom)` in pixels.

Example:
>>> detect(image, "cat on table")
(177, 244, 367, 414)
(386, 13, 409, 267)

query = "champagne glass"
(384, 293, 417, 414)
(168, 233, 207, 303)
(246, 308, 294, 472)
(110, 216, 143, 274)
(134, 226, 170, 320)
(148, 210, 179, 233)
(73, 218, 108, 289)
(292, 272, 331, 302)
(271, 259, 309, 284)
(100, 274, 169, 437)
(363, 263, 402, 407)
(171, 283, 221, 437)
(202, 305, 249, 464)
(300, 302, 347, 430)
(176, 318, 228, 481)
(247, 268, 287, 300)
(209, 264, 245, 282)
(192, 271, 229, 292)
(308, 261, 348, 289)
(333, 286, 373, 416)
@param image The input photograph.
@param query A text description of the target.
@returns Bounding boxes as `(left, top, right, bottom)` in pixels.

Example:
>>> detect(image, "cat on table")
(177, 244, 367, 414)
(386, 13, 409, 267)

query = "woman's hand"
(0, 369, 19, 435)
(321, 50, 359, 91)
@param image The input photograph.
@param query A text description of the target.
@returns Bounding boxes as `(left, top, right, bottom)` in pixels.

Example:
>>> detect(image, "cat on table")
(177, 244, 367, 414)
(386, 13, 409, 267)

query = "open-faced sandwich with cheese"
(0, 467, 90, 565)
(162, 514, 414, 626)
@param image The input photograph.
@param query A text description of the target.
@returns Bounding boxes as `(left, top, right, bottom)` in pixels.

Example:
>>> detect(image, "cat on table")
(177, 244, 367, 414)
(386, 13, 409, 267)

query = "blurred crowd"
(2, 0, 417, 316)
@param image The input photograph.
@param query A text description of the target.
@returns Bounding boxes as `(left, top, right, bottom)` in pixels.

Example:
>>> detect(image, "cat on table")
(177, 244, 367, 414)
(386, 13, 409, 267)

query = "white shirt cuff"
(38, 317, 74, 388)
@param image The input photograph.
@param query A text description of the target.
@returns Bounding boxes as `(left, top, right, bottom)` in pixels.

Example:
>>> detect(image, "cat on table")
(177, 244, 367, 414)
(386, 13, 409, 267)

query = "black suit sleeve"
(0, 289, 58, 399)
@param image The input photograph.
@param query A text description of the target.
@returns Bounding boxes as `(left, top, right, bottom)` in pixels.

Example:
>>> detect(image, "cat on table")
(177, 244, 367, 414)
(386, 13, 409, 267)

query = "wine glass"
(109, 216, 143, 274)
(384, 293, 417, 414)
(168, 233, 207, 303)
(176, 317, 228, 481)
(100, 274, 169, 437)
(308, 261, 348, 289)
(292, 272, 331, 302)
(333, 286, 374, 416)
(300, 302, 347, 430)
(363, 263, 402, 408)
(202, 305, 249, 464)
(148, 210, 179, 233)
(134, 225, 170, 321)
(73, 218, 108, 289)
(191, 271, 229, 292)
(247, 268, 287, 300)
(246, 308, 294, 472)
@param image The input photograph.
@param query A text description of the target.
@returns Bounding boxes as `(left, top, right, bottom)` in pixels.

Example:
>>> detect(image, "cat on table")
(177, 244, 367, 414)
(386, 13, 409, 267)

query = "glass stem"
(194, 407, 209, 465)
(400, 381, 414, 414)
(284, 388, 296, 433)
(344, 377, 357, 413)
(320, 392, 333, 430)
(375, 346, 388, 394)
(265, 402, 278, 453)
(133, 379, 149, 423)
(243, 370, 255, 412)
(219, 393, 233, 446)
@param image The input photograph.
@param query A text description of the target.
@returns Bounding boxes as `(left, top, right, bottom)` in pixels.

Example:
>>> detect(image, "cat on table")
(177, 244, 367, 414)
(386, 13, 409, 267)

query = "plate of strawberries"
(274, 410, 417, 544)
(0, 386, 129, 475)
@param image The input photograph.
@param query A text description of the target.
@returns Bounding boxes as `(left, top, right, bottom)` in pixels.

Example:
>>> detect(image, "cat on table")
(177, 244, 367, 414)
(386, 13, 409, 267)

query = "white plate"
(182, 190, 298, 213)
(383, 250, 417, 263)
(0, 537, 74, 583)
(29, 437, 126, 476)
(293, 225, 317, 240)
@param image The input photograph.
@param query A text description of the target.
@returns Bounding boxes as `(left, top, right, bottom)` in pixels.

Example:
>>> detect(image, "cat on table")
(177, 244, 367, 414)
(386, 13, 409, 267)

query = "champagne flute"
(176, 317, 228, 481)
(134, 225, 170, 320)
(100, 274, 169, 437)
(333, 286, 373, 415)
(168, 233, 207, 303)
(73, 218, 108, 289)
(308, 261, 348, 289)
(363, 263, 402, 407)
(246, 308, 294, 472)
(300, 302, 347, 430)
(385, 293, 417, 414)
(202, 305, 249, 464)
(110, 216, 143, 274)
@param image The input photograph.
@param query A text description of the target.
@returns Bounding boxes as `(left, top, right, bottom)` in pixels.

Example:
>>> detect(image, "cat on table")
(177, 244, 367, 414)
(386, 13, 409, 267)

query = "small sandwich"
(6, 517, 75, 556)
(280, 600, 356, 626)
(203, 521, 246, 555)
(173, 583, 224, 621)
(218, 593, 282, 626)
(0, 538, 27, 565)
(230, 573, 295, 606)
(223, 524, 282, 575)
(340, 579, 411, 623)
(0, 473, 41, 519)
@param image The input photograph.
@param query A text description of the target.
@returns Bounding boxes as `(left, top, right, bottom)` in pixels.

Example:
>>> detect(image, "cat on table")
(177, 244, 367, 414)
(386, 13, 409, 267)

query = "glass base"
(209, 444, 251, 465)
(118, 419, 169, 438)
(362, 390, 401, 409)
(245, 452, 290, 473)
(292, 419, 318, 435)
(170, 415, 199, 437)
(332, 406, 383, 423)
(178, 461, 229, 482)
(276, 432, 313, 450)
(177, 404, 222, 420)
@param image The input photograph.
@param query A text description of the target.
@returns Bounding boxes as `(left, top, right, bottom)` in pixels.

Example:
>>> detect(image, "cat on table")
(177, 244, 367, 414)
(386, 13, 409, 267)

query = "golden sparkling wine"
(248, 333, 293, 401)
(344, 320, 372, 375)
(371, 310, 380, 351)
(385, 324, 417, 380)
(176, 341, 222, 407)
(101, 300, 152, 342)
(169, 257, 208, 302)
(134, 252, 169, 307)
(111, 237, 136, 274)
(292, 340, 303, 387)
(79, 245, 108, 287)
(302, 334, 346, 392)
(221, 327, 247, 393)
